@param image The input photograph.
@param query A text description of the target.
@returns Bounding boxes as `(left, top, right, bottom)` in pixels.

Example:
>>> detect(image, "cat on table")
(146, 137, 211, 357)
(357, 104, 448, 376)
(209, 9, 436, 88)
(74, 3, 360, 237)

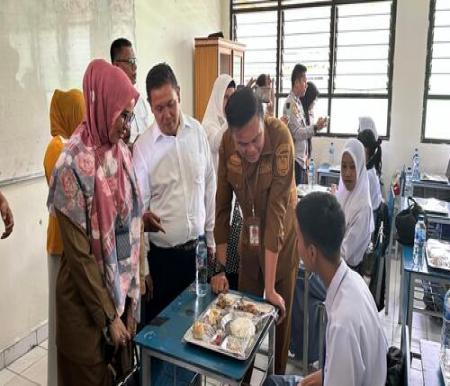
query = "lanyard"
(244, 160, 261, 217)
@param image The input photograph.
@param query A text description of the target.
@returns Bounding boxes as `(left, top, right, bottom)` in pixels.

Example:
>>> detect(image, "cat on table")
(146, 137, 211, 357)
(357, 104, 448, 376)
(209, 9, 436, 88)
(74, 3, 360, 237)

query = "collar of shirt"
(324, 260, 349, 313)
(152, 113, 192, 144)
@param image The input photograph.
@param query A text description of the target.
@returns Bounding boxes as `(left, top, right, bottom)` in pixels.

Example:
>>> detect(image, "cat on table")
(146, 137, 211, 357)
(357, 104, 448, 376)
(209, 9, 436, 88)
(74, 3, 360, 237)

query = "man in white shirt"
(282, 64, 327, 185)
(265, 192, 387, 386)
(133, 63, 216, 323)
(110, 38, 150, 144)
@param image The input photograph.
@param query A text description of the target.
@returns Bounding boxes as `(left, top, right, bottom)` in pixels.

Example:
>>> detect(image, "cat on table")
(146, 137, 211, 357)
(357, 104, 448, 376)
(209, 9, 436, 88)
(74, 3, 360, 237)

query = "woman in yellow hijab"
(43, 89, 85, 386)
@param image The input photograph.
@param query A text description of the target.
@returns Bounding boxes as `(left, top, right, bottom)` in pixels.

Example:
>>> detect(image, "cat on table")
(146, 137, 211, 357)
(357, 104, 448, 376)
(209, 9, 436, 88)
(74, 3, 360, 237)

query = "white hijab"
(202, 74, 234, 172)
(336, 138, 374, 234)
(358, 116, 378, 141)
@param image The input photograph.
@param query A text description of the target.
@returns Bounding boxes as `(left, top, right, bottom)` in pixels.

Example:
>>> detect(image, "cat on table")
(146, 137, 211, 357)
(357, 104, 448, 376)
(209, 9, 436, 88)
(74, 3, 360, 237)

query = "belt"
(151, 239, 198, 252)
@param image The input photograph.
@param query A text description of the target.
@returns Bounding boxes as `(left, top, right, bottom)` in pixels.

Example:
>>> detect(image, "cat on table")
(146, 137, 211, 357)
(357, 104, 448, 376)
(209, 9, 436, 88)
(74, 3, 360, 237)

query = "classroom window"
(422, 0, 450, 143)
(232, 0, 396, 138)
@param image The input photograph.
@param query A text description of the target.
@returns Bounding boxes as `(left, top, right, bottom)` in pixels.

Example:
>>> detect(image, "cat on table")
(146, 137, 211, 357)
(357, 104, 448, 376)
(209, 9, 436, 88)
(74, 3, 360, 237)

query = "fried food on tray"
(192, 321, 204, 340)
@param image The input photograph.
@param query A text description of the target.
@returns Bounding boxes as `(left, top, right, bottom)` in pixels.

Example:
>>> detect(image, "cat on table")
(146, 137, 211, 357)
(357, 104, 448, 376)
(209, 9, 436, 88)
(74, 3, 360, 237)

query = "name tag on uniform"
(248, 216, 261, 247)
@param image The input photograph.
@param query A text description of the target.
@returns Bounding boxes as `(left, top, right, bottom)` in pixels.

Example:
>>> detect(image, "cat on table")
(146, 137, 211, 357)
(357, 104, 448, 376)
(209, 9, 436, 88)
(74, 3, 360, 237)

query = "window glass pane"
(433, 26, 450, 42)
(435, 10, 450, 26)
(330, 98, 388, 136)
(429, 74, 450, 95)
(424, 99, 450, 140)
(236, 11, 277, 84)
(337, 30, 389, 46)
(432, 42, 450, 58)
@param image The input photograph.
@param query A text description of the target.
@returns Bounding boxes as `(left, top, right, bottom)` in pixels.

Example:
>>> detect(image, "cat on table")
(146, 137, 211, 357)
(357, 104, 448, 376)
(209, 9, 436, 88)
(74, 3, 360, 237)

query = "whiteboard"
(0, 0, 136, 183)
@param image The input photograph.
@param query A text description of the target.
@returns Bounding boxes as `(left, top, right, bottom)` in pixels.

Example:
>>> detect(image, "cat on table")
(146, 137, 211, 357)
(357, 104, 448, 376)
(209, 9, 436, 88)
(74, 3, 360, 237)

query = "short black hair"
(110, 38, 132, 62)
(256, 74, 268, 87)
(227, 80, 236, 89)
(225, 87, 263, 130)
(145, 63, 179, 101)
(357, 129, 383, 175)
(291, 64, 307, 88)
(296, 192, 345, 262)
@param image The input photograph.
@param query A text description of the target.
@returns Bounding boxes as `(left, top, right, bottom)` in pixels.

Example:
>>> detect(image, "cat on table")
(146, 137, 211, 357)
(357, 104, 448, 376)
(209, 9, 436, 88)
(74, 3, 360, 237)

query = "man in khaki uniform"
(211, 88, 299, 375)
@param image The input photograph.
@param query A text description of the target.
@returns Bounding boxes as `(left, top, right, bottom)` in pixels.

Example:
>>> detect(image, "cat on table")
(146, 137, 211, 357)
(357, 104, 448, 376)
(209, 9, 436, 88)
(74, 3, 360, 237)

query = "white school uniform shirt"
(336, 139, 374, 267)
(367, 167, 382, 210)
(133, 114, 216, 249)
(130, 94, 151, 143)
(324, 260, 388, 386)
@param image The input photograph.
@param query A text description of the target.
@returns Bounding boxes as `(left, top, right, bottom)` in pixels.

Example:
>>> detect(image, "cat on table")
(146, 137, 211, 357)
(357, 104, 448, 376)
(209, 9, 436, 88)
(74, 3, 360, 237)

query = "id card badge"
(248, 216, 261, 247)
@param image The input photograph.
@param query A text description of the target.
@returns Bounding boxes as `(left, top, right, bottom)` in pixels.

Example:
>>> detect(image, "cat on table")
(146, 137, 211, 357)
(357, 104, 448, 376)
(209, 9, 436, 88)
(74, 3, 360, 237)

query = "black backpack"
(395, 197, 426, 246)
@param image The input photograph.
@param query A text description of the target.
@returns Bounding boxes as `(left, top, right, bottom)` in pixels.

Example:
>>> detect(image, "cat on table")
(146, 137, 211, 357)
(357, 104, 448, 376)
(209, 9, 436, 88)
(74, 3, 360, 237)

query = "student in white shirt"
(110, 38, 151, 144)
(336, 139, 374, 273)
(265, 192, 388, 386)
(133, 63, 216, 323)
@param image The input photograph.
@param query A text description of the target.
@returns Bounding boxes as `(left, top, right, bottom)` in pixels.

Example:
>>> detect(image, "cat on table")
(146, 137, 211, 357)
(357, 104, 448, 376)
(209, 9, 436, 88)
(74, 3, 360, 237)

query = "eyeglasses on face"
(115, 57, 137, 66)
(120, 111, 135, 126)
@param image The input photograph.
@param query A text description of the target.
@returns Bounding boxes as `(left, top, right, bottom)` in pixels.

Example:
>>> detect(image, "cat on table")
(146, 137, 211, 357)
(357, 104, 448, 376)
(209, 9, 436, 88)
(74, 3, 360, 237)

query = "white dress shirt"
(130, 94, 151, 143)
(133, 114, 216, 249)
(324, 261, 388, 386)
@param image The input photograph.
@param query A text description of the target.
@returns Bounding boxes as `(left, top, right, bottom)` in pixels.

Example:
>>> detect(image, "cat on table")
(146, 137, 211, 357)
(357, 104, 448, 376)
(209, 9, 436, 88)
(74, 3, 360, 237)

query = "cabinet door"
(232, 50, 244, 84)
(218, 46, 232, 76)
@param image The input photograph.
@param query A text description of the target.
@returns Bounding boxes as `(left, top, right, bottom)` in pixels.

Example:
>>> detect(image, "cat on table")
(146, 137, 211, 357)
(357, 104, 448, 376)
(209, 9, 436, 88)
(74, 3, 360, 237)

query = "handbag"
(395, 197, 426, 246)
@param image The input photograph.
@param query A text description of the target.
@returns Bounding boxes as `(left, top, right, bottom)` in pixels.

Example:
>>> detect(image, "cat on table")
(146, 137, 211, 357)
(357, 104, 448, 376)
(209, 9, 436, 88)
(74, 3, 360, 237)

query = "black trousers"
(295, 161, 308, 186)
(144, 243, 196, 324)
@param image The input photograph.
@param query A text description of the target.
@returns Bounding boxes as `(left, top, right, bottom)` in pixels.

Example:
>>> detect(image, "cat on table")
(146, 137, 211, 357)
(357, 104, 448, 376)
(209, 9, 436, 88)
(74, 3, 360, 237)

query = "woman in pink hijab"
(48, 59, 142, 386)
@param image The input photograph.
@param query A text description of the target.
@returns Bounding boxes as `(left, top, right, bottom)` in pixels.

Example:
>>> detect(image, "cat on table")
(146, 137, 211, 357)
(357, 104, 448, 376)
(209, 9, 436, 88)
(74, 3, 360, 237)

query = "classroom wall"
(0, 0, 225, 353)
(311, 0, 450, 185)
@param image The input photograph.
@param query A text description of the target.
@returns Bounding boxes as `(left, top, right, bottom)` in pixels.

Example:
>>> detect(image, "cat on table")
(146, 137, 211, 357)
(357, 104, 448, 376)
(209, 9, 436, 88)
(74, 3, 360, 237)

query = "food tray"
(426, 239, 450, 272)
(183, 292, 277, 360)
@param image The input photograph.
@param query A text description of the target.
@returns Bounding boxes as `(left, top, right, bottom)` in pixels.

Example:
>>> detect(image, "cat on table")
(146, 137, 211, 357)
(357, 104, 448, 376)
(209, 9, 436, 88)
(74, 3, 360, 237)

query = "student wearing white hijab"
(202, 74, 236, 172)
(202, 74, 240, 289)
(358, 116, 378, 140)
(336, 139, 374, 272)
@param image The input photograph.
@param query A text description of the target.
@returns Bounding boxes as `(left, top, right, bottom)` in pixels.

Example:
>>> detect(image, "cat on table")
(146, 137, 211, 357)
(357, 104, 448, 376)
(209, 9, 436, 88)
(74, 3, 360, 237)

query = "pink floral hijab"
(48, 59, 142, 320)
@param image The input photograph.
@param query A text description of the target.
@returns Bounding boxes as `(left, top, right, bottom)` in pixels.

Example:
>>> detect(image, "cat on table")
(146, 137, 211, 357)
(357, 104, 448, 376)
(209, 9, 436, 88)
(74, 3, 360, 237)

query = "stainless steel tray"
(426, 239, 450, 272)
(183, 293, 277, 360)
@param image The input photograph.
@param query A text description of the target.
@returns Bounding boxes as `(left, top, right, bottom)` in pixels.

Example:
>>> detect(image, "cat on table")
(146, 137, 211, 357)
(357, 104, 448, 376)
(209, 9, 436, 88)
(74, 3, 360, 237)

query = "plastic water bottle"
(412, 148, 420, 181)
(404, 167, 413, 197)
(196, 239, 208, 297)
(308, 158, 315, 187)
(440, 290, 450, 376)
(328, 142, 335, 165)
(413, 214, 426, 266)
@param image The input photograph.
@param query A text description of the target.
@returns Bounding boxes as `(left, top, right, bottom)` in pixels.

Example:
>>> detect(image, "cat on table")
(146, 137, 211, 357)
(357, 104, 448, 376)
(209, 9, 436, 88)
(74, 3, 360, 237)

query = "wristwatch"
(214, 260, 226, 275)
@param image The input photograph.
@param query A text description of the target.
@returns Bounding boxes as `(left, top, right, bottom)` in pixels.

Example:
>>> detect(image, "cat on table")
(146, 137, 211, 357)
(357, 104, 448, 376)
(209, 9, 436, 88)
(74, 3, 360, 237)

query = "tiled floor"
(0, 256, 442, 385)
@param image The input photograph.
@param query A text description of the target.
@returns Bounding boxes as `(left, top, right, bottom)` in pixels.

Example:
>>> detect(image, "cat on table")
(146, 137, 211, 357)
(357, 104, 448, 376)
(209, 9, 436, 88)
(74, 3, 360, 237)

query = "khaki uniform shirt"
(215, 117, 298, 282)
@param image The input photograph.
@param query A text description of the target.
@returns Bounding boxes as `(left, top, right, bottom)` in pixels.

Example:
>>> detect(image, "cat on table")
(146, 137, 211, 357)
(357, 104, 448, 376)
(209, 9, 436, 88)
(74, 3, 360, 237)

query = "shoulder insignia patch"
(275, 143, 290, 176)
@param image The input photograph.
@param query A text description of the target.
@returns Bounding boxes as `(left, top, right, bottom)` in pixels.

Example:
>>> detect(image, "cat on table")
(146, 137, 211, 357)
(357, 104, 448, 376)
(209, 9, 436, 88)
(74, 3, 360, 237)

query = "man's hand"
(207, 246, 216, 261)
(143, 211, 165, 233)
(299, 369, 322, 386)
(315, 117, 328, 131)
(280, 116, 289, 126)
(0, 192, 14, 239)
(211, 272, 229, 294)
(266, 290, 286, 324)
(109, 316, 131, 349)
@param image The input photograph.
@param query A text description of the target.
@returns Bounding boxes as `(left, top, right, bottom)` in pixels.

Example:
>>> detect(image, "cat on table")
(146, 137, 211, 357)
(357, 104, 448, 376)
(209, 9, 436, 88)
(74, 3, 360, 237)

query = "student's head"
(291, 64, 307, 97)
(300, 81, 319, 115)
(256, 74, 270, 87)
(225, 87, 265, 163)
(146, 63, 180, 136)
(110, 38, 137, 85)
(296, 192, 345, 271)
(340, 139, 366, 192)
(357, 129, 382, 175)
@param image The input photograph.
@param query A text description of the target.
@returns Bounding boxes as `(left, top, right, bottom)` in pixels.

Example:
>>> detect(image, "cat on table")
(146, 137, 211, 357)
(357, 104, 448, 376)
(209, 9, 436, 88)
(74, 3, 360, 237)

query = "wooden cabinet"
(194, 37, 245, 121)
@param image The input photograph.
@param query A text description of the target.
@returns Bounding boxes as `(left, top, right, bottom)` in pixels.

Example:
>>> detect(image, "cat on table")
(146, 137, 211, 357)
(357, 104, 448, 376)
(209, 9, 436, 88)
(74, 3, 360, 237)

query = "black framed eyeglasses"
(115, 58, 137, 66)
(121, 111, 135, 126)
